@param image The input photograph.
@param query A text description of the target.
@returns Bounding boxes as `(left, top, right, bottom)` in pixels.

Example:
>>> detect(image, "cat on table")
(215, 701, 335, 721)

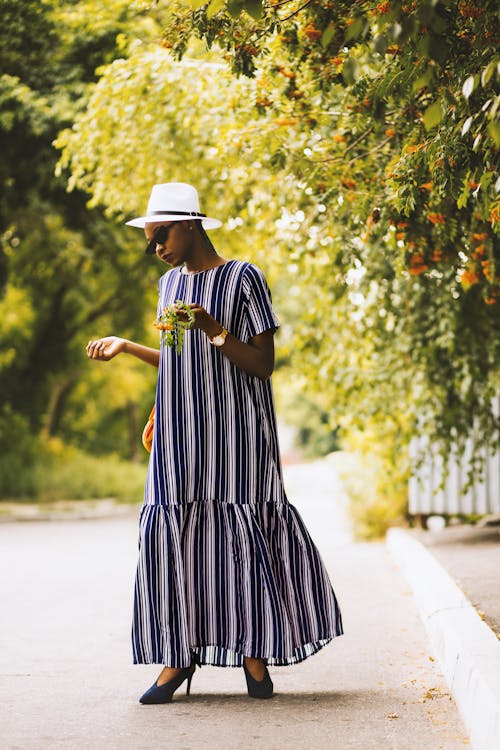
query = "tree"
(159, 0, 500, 487)
(0, 0, 161, 472)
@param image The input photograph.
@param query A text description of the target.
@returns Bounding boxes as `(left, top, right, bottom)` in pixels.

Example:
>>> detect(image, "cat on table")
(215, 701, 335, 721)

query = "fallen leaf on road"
(423, 687, 443, 701)
(387, 713, 398, 719)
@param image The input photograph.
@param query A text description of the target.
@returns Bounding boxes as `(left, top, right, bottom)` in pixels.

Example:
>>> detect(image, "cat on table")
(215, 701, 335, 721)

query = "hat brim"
(125, 214, 222, 229)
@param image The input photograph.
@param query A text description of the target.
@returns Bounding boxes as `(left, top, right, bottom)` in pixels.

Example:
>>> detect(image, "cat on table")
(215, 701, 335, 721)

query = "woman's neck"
(182, 240, 225, 273)
(181, 255, 228, 274)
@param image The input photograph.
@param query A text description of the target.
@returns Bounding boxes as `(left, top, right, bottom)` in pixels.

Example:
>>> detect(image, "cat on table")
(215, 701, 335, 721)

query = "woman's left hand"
(173, 303, 219, 338)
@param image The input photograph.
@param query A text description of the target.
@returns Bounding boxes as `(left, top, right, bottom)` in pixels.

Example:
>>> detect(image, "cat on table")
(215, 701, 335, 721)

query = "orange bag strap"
(141, 405, 156, 453)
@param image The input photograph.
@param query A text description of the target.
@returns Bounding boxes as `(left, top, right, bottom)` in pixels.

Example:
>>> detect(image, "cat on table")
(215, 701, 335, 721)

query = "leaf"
(487, 121, 500, 148)
(189, 0, 209, 8)
(321, 23, 335, 49)
(480, 171, 494, 190)
(206, 0, 226, 18)
(457, 178, 470, 209)
(374, 34, 388, 54)
(342, 58, 359, 85)
(481, 62, 495, 88)
(423, 101, 443, 130)
(490, 95, 500, 121)
(412, 71, 432, 93)
(462, 75, 475, 100)
(243, 0, 262, 19)
(461, 116, 473, 136)
(345, 17, 365, 42)
(226, 0, 241, 15)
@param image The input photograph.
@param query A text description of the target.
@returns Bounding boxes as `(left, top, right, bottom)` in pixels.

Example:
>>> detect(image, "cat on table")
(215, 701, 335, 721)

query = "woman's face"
(144, 221, 193, 266)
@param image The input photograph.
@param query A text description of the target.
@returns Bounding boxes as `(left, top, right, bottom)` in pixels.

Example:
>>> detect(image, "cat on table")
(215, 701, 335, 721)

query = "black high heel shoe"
(243, 661, 274, 699)
(139, 653, 201, 704)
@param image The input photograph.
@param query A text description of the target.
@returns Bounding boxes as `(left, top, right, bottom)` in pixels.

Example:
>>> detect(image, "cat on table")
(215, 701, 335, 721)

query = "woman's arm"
(217, 328, 275, 380)
(178, 305, 275, 380)
(86, 337, 160, 368)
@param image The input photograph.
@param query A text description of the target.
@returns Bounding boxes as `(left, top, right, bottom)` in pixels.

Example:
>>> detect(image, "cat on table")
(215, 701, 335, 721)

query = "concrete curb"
(386, 527, 500, 750)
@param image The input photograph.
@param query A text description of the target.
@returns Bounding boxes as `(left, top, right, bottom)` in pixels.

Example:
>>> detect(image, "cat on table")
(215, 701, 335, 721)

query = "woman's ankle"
(244, 656, 266, 680)
(156, 665, 183, 686)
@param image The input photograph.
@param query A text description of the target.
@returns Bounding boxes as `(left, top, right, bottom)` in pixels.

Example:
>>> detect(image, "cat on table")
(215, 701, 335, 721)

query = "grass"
(1, 443, 147, 504)
(36, 449, 146, 503)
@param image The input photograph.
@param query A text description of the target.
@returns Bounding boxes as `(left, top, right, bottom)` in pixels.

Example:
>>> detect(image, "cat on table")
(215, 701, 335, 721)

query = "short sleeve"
(242, 264, 280, 340)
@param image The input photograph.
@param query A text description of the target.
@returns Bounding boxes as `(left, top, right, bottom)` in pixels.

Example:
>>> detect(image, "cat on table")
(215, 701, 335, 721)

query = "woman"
(86, 183, 343, 704)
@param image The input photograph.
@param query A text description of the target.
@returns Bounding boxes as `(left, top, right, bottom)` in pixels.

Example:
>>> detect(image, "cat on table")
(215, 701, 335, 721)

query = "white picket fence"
(409, 398, 500, 516)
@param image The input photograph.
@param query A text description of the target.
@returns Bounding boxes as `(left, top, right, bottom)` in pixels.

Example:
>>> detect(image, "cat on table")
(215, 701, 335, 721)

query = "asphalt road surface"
(0, 460, 469, 750)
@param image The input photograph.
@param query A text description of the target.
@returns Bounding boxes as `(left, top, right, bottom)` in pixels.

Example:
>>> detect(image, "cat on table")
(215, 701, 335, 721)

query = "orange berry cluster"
(458, 2, 485, 19)
(427, 212, 446, 225)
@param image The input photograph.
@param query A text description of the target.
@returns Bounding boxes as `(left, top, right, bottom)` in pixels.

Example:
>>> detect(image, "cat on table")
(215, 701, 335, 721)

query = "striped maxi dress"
(132, 259, 344, 668)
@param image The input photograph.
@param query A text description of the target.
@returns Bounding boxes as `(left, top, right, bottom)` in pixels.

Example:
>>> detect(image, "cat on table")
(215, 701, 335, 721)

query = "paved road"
(0, 461, 468, 749)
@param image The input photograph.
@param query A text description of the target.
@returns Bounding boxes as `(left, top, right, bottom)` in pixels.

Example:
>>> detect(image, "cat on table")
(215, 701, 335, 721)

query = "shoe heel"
(187, 651, 202, 696)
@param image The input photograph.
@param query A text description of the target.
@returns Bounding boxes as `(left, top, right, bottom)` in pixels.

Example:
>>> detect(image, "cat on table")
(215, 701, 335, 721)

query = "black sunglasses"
(145, 222, 181, 255)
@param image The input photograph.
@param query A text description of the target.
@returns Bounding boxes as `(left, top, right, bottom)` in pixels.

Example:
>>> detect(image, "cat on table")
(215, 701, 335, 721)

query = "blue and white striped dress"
(132, 259, 343, 668)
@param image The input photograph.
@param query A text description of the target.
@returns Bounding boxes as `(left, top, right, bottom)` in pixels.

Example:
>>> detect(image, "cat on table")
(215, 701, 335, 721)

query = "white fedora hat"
(125, 182, 222, 229)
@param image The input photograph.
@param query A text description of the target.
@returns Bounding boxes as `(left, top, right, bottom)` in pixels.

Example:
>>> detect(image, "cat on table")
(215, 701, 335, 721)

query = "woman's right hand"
(86, 336, 126, 361)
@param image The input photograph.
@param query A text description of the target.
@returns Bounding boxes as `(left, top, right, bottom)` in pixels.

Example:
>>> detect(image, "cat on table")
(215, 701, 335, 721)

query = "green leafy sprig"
(154, 300, 195, 354)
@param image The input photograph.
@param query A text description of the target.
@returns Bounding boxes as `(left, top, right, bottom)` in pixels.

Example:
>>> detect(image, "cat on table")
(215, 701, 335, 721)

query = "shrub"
(0, 405, 39, 498)
(0, 427, 147, 503)
(328, 444, 409, 541)
(34, 439, 146, 503)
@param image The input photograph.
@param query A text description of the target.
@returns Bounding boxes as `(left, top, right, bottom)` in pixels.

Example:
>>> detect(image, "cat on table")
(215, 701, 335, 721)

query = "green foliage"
(0, 0, 58, 90)
(331, 450, 408, 541)
(157, 0, 500, 489)
(274, 374, 341, 457)
(33, 440, 146, 502)
(0, 404, 39, 498)
(0, 0, 162, 457)
(58, 351, 158, 458)
(292, 406, 340, 458)
(55, 49, 257, 220)
(155, 300, 196, 354)
(0, 433, 147, 502)
(328, 431, 409, 540)
(0, 209, 158, 433)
